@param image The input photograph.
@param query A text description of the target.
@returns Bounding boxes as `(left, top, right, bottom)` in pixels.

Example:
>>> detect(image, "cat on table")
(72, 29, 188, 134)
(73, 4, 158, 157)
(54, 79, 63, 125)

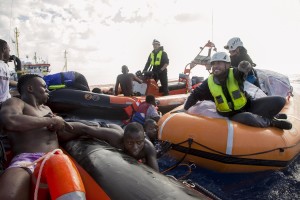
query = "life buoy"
(31, 149, 86, 200)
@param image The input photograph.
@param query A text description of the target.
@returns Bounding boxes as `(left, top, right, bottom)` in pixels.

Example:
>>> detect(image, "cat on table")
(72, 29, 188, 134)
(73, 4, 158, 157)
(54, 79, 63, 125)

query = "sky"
(1, 0, 300, 85)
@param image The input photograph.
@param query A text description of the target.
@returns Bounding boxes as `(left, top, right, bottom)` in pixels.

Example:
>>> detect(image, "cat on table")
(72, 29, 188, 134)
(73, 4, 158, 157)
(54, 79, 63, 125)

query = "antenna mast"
(62, 50, 68, 72)
(34, 52, 37, 64)
(14, 27, 20, 57)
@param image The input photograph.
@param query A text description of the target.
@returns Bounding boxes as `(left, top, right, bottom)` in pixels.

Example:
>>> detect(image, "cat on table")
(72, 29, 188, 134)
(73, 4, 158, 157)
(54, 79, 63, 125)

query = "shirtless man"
(0, 74, 85, 200)
(115, 65, 143, 96)
(79, 122, 159, 171)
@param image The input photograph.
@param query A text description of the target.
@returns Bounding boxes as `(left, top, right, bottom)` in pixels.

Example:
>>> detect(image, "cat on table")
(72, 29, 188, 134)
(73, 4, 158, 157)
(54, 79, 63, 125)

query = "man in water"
(115, 65, 143, 96)
(0, 74, 86, 199)
(78, 122, 159, 171)
(144, 119, 158, 143)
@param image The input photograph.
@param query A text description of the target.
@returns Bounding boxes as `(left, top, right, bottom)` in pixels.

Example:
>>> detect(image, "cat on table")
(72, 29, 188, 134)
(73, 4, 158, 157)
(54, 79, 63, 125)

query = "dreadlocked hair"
(17, 74, 42, 95)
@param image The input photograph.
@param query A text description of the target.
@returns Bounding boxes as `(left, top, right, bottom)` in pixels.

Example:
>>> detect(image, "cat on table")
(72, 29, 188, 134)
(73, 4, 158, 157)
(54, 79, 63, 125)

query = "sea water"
(158, 155, 300, 200)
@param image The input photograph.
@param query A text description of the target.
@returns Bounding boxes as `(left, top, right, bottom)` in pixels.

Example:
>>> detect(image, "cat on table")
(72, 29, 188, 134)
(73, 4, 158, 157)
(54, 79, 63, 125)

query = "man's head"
(17, 74, 49, 104)
(0, 39, 10, 61)
(121, 65, 129, 74)
(92, 87, 102, 93)
(144, 119, 158, 142)
(123, 122, 146, 158)
(224, 37, 243, 57)
(152, 39, 160, 51)
(210, 52, 231, 77)
(146, 95, 156, 106)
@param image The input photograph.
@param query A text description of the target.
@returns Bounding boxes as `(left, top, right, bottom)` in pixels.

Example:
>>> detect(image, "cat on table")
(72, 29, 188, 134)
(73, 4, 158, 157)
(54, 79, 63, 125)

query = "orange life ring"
(31, 150, 86, 200)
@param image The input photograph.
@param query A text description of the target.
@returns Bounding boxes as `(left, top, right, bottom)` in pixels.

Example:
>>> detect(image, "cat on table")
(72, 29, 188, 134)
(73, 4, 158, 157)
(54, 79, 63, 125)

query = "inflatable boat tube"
(47, 89, 138, 120)
(63, 138, 211, 200)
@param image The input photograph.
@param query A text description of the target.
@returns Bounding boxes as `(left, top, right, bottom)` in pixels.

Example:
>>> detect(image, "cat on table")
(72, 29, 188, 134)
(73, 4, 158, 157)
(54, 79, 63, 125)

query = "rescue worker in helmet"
(183, 52, 292, 130)
(224, 37, 260, 88)
(143, 39, 170, 96)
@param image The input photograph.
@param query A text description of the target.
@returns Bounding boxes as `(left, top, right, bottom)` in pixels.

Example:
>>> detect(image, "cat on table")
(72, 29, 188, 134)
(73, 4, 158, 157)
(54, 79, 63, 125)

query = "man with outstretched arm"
(0, 74, 86, 200)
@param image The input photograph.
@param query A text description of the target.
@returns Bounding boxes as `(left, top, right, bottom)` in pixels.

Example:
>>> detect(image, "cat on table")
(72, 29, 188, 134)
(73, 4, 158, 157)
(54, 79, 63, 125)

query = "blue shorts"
(7, 152, 45, 174)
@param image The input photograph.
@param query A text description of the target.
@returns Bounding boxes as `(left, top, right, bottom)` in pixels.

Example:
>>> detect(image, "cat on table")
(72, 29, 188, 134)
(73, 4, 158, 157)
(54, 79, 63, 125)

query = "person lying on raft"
(0, 74, 87, 200)
(184, 52, 292, 130)
(75, 121, 159, 171)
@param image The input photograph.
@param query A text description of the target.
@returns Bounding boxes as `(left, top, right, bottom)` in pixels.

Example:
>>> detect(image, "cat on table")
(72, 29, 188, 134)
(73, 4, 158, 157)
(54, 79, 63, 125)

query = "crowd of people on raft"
(0, 36, 293, 199)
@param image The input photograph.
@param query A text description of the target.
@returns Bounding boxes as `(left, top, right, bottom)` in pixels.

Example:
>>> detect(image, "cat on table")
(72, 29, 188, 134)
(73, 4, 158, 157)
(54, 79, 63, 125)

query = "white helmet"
(152, 39, 160, 45)
(224, 37, 243, 51)
(210, 52, 231, 63)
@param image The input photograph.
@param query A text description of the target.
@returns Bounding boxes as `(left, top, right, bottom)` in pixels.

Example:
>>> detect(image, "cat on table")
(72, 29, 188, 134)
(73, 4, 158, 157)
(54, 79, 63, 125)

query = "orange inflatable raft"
(158, 93, 300, 173)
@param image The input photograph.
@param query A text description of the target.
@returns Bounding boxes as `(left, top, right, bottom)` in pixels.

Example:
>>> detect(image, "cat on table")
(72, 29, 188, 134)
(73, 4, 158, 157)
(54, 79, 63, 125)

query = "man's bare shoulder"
(4, 97, 23, 104)
(144, 139, 156, 153)
(0, 97, 24, 111)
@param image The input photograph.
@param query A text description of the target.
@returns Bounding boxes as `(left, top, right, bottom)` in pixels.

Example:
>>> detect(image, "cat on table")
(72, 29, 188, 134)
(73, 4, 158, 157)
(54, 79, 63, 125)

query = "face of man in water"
(211, 61, 229, 77)
(145, 122, 158, 141)
(123, 130, 145, 158)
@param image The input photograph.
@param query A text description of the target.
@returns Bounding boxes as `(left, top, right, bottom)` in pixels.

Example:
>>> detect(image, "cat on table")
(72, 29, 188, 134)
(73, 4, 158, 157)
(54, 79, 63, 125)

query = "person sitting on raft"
(43, 71, 90, 91)
(132, 95, 161, 125)
(115, 65, 143, 96)
(224, 37, 260, 88)
(183, 52, 292, 130)
(0, 74, 89, 200)
(76, 121, 159, 171)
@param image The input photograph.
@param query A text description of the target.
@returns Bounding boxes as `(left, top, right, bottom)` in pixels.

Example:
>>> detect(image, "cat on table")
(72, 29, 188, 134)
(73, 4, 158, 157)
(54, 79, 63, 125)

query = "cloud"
(174, 13, 203, 22)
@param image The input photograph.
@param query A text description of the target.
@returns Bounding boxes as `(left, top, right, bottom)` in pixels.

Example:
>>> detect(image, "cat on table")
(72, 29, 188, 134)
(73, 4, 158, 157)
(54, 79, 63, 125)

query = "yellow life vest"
(49, 84, 66, 90)
(150, 50, 163, 66)
(208, 68, 247, 113)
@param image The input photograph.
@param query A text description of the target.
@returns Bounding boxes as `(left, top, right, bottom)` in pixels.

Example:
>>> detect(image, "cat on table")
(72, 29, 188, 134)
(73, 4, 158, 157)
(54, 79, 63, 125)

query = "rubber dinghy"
(63, 138, 214, 200)
(46, 88, 139, 120)
(157, 70, 300, 173)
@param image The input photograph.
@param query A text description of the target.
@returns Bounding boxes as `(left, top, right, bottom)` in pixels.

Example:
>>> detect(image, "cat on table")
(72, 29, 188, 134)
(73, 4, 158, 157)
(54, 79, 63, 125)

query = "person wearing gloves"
(224, 37, 260, 87)
(143, 39, 170, 96)
(183, 52, 292, 130)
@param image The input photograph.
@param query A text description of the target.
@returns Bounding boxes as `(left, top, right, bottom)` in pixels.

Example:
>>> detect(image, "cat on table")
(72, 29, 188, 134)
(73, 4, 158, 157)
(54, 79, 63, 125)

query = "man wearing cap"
(224, 37, 260, 88)
(183, 52, 292, 130)
(143, 39, 170, 96)
(115, 65, 143, 96)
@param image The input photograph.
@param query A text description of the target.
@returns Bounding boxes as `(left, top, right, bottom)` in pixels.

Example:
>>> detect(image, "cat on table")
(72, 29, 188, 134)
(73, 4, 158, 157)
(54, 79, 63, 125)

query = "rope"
(160, 139, 193, 174)
(30, 149, 63, 200)
(176, 163, 196, 180)
(168, 137, 300, 157)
